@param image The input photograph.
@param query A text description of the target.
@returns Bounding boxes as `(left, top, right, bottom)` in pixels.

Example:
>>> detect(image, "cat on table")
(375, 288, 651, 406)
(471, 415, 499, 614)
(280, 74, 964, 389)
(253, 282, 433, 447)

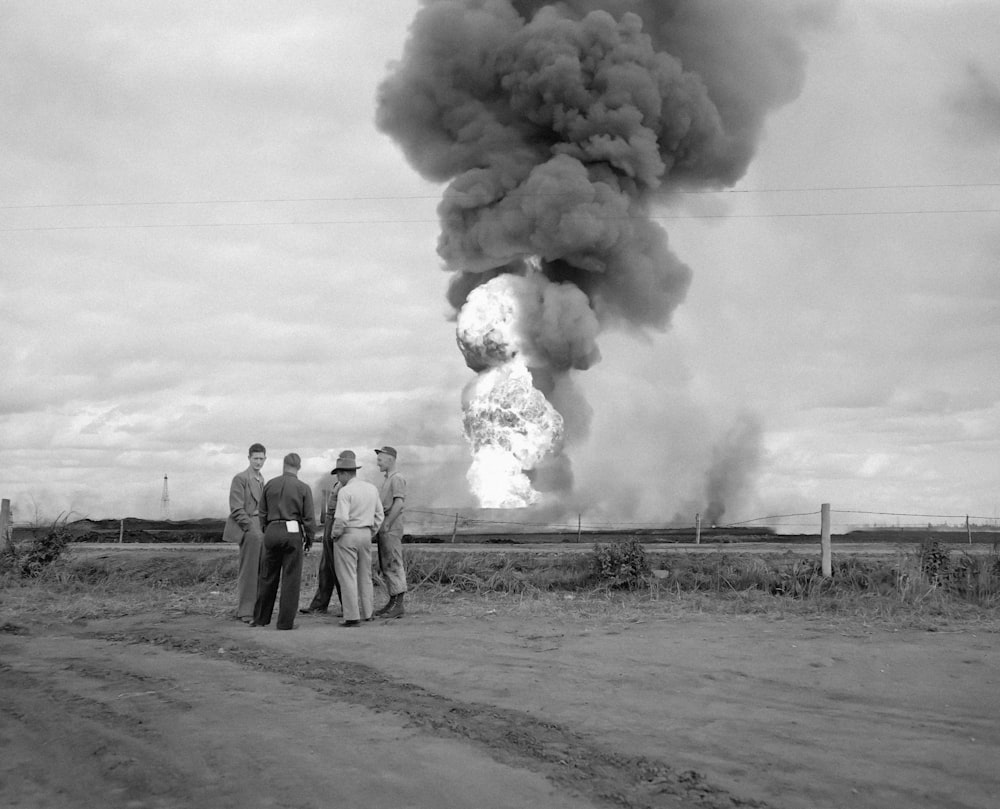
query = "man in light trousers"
(330, 452, 384, 628)
(373, 445, 408, 619)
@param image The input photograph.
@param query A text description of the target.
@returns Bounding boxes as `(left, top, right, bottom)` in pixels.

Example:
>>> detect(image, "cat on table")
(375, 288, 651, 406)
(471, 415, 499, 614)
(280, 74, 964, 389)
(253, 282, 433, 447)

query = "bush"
(1, 520, 72, 578)
(591, 538, 650, 589)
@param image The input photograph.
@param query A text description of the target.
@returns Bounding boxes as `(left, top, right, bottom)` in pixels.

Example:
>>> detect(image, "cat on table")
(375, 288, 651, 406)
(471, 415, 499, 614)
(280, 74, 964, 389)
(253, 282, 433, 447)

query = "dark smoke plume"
(376, 0, 823, 507)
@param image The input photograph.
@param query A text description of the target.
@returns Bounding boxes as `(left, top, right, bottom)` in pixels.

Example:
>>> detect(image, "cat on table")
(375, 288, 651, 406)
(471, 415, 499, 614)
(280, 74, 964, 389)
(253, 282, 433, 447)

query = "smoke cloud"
(377, 0, 823, 510)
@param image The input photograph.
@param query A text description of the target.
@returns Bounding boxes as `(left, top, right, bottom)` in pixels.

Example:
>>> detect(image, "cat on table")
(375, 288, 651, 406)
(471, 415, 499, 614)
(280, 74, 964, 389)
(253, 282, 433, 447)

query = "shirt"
(332, 477, 385, 537)
(259, 472, 316, 535)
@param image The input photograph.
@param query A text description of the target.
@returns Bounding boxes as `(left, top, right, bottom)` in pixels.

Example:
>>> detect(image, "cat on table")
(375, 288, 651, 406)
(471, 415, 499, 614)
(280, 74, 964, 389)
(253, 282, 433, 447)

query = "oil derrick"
(160, 474, 171, 520)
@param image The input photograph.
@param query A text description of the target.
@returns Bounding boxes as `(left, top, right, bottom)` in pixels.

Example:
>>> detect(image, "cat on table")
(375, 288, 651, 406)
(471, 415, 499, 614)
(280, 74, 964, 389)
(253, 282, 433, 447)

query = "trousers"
(235, 524, 263, 618)
(334, 527, 373, 622)
(376, 528, 407, 596)
(306, 534, 341, 611)
(253, 522, 304, 630)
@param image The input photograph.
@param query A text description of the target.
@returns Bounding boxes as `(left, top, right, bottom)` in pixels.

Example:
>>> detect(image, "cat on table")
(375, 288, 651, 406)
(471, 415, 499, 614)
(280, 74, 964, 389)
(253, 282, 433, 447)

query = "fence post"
(119, 518, 124, 544)
(577, 513, 581, 543)
(1, 499, 11, 549)
(820, 503, 832, 577)
(695, 512, 701, 545)
(451, 512, 458, 543)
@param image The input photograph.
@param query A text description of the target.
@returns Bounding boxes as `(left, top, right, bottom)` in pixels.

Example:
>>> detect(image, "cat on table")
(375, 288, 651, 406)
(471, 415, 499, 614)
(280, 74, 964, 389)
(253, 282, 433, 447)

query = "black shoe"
(373, 596, 395, 617)
(383, 593, 405, 619)
(299, 606, 328, 615)
(340, 620, 361, 628)
(249, 621, 263, 627)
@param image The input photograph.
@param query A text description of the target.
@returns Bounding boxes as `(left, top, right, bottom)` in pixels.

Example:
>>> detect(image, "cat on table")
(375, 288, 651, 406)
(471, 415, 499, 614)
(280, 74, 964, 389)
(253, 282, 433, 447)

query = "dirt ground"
(2, 582, 999, 808)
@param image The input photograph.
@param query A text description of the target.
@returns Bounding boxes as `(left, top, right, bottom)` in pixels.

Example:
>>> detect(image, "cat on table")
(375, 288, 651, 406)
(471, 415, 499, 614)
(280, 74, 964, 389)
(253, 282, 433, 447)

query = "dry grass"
(2, 541, 999, 632)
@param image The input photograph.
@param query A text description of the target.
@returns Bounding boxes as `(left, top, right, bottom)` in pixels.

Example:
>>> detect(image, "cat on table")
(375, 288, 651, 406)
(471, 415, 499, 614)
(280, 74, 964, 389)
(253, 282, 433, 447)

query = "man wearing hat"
(330, 451, 384, 627)
(299, 452, 352, 617)
(251, 452, 316, 630)
(373, 445, 408, 619)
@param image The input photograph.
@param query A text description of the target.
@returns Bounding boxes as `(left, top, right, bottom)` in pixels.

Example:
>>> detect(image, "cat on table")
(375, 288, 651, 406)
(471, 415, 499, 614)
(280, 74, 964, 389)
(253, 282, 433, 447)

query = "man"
(222, 442, 266, 622)
(299, 451, 352, 617)
(373, 445, 408, 619)
(251, 452, 316, 631)
(330, 451, 384, 627)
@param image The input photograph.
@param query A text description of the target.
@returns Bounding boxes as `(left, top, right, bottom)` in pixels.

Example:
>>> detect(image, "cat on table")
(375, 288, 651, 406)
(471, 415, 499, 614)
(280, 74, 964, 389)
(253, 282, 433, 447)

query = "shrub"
(591, 538, 650, 589)
(0, 519, 72, 579)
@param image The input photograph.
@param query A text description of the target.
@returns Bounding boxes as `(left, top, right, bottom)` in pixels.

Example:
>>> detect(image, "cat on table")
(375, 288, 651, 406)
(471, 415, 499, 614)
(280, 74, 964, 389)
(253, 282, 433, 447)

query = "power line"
(3, 208, 999, 233)
(2, 181, 998, 211)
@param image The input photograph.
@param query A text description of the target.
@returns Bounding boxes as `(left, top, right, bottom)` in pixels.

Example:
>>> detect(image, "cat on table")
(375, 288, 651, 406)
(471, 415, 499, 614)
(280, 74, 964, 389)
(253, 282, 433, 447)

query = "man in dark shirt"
(251, 452, 316, 630)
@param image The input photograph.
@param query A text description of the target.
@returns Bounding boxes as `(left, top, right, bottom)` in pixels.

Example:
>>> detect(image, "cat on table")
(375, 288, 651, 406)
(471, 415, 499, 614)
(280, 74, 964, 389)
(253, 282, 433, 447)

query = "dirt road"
(2, 596, 998, 809)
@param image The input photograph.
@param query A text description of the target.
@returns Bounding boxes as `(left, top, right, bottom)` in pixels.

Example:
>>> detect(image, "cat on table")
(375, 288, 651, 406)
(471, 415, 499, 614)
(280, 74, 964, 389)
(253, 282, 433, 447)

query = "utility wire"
(3, 208, 1000, 233)
(2, 181, 999, 211)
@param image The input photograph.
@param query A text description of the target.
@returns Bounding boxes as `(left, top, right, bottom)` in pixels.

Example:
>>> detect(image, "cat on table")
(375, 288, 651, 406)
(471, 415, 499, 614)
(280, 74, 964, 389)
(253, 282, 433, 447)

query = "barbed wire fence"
(404, 505, 1000, 542)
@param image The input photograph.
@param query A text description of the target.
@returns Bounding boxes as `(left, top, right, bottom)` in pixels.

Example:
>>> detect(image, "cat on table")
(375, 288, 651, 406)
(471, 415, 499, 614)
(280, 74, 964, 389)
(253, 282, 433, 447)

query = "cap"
(374, 445, 397, 459)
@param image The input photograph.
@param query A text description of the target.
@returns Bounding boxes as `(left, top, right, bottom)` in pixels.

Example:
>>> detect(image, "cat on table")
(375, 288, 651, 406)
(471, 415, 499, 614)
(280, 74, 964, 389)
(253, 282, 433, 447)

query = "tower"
(160, 474, 171, 520)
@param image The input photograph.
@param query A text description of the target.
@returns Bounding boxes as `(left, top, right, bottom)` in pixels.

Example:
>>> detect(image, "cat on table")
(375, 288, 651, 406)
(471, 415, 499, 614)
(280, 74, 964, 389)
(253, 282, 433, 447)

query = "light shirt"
(332, 477, 385, 537)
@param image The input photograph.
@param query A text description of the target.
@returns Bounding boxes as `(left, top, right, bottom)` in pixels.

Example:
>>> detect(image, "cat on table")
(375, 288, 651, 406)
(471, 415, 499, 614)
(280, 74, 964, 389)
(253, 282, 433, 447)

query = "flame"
(460, 352, 563, 508)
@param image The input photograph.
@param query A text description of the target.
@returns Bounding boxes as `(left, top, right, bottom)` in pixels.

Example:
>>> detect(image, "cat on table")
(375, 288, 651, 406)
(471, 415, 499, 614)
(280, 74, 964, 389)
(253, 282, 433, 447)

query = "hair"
(248, 443, 266, 455)
(283, 452, 302, 469)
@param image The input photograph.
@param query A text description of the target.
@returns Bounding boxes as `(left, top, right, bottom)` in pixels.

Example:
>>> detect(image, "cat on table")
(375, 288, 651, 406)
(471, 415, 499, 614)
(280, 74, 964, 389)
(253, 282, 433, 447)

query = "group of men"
(222, 443, 408, 630)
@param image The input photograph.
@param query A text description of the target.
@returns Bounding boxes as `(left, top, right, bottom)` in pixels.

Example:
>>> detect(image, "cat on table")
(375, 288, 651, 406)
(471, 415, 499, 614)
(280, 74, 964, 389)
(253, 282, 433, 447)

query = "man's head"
(332, 451, 360, 483)
(374, 445, 397, 473)
(248, 443, 266, 472)
(282, 452, 301, 475)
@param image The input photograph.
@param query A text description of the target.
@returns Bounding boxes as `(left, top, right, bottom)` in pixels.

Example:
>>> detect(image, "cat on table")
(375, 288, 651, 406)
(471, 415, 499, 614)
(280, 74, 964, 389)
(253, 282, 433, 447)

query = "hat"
(374, 445, 397, 458)
(332, 450, 360, 472)
(283, 452, 301, 469)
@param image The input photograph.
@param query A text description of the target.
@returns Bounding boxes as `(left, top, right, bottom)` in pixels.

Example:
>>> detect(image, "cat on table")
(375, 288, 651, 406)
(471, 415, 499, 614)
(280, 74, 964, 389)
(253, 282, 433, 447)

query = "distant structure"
(160, 474, 171, 520)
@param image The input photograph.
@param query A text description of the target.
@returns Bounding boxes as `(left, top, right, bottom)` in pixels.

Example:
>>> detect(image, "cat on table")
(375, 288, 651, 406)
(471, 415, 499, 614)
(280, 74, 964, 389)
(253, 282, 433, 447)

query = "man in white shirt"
(330, 451, 384, 627)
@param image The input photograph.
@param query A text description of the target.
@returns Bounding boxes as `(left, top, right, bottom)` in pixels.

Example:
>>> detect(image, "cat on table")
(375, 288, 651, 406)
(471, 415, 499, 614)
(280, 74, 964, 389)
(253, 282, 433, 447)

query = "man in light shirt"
(330, 451, 384, 627)
(373, 445, 408, 619)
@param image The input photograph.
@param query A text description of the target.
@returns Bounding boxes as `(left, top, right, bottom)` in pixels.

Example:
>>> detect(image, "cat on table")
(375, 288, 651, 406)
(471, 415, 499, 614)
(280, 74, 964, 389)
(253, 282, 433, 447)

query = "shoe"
(276, 625, 294, 631)
(299, 607, 328, 615)
(249, 621, 263, 627)
(382, 593, 405, 619)
(239, 616, 253, 623)
(340, 620, 361, 628)
(373, 596, 395, 617)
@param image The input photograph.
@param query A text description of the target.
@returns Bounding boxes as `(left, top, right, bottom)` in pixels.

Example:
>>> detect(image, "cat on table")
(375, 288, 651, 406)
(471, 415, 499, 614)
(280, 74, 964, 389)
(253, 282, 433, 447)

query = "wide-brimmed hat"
(332, 450, 360, 472)
(374, 445, 397, 458)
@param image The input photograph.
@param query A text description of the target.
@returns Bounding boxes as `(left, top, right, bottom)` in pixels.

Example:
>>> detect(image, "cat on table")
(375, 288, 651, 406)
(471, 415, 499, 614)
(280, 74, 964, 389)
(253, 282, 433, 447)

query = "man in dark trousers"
(299, 451, 352, 617)
(251, 452, 316, 630)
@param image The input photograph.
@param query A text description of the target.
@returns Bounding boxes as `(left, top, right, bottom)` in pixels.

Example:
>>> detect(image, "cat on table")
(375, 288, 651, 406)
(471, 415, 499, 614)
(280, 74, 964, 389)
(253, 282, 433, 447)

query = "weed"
(590, 538, 651, 589)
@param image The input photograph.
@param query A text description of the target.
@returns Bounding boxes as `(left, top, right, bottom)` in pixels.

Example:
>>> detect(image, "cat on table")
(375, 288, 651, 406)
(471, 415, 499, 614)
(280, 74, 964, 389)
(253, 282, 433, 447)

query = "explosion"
(377, 1, 818, 508)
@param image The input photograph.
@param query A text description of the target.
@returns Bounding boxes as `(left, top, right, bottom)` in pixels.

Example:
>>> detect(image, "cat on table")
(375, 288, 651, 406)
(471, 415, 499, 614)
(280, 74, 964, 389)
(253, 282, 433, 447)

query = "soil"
(2, 587, 998, 808)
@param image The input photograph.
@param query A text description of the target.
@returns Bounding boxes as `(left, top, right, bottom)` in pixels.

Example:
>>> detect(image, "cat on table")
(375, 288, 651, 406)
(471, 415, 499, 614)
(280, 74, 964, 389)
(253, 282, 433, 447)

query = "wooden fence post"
(1, 499, 11, 549)
(966, 515, 972, 545)
(577, 513, 581, 543)
(695, 513, 701, 545)
(451, 512, 458, 543)
(820, 503, 832, 577)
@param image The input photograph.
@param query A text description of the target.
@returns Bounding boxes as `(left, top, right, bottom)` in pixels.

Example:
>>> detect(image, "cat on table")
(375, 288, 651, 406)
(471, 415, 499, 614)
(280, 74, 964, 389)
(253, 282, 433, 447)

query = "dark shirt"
(258, 472, 316, 536)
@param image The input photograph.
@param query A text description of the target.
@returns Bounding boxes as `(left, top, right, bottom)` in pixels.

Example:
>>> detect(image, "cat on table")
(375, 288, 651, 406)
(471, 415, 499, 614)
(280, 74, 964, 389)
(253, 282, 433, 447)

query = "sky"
(2, 1, 998, 533)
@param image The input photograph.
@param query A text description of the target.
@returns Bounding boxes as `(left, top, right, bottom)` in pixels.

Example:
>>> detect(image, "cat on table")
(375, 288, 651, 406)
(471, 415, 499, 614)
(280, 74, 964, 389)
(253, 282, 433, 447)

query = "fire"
(460, 353, 564, 508)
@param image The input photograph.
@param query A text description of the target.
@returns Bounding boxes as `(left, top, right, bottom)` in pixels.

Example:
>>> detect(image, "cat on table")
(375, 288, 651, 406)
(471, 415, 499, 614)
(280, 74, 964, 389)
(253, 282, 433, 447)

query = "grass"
(2, 538, 999, 631)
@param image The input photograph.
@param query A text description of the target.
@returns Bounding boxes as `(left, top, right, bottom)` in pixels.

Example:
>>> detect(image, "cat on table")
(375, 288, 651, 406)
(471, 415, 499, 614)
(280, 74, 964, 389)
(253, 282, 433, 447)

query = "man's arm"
(372, 495, 385, 535)
(228, 474, 253, 532)
(381, 497, 404, 535)
(331, 487, 349, 539)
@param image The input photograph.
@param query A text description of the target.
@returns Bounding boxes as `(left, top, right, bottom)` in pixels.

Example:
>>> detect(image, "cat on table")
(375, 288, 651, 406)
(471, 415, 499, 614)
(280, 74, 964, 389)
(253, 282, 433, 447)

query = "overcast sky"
(2, 1, 998, 533)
